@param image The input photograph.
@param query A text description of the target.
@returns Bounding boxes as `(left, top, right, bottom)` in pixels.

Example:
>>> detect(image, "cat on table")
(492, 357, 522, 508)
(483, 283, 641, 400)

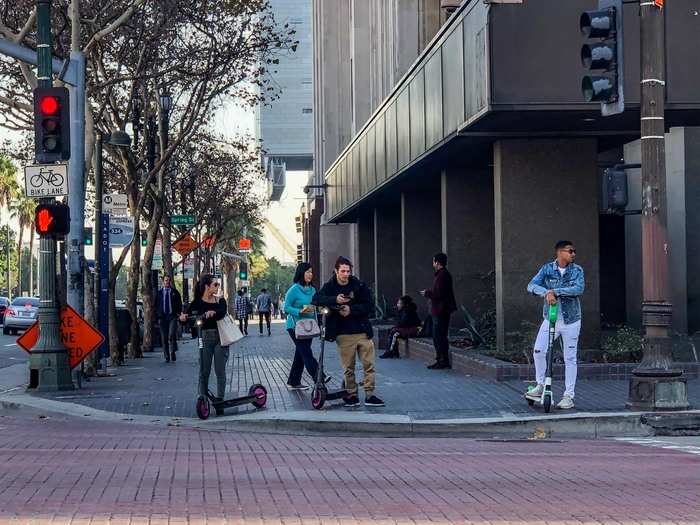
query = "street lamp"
(94, 130, 131, 370)
(159, 88, 173, 115)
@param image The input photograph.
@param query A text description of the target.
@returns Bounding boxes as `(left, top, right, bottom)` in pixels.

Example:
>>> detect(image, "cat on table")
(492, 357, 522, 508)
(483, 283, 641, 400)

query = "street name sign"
(171, 214, 196, 226)
(102, 193, 128, 216)
(24, 164, 69, 198)
(173, 234, 198, 257)
(17, 305, 105, 369)
(108, 216, 135, 247)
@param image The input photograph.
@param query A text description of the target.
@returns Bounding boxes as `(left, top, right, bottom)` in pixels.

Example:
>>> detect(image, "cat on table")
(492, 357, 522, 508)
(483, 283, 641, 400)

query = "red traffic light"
(39, 95, 60, 116)
(35, 203, 70, 237)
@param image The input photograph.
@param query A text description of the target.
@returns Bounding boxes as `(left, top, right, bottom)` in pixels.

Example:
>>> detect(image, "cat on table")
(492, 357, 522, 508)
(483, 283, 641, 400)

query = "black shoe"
(171, 351, 176, 362)
(287, 383, 310, 391)
(364, 395, 385, 407)
(214, 397, 225, 416)
(430, 361, 451, 370)
(164, 354, 170, 363)
(427, 361, 439, 369)
(343, 395, 360, 407)
(379, 351, 393, 359)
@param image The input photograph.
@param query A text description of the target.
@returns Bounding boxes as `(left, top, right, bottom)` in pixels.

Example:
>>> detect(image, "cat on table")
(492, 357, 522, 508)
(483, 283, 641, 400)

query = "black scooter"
(311, 306, 348, 410)
(191, 314, 268, 420)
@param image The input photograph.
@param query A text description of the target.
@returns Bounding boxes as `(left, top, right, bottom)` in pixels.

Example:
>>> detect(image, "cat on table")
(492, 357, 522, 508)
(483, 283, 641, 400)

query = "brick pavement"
(26, 321, 700, 420)
(0, 411, 698, 524)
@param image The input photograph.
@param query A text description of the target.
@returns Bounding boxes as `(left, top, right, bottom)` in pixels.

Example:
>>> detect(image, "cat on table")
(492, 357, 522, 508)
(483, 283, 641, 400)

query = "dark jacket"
(396, 303, 422, 329)
(155, 286, 183, 320)
(424, 267, 457, 317)
(312, 275, 374, 342)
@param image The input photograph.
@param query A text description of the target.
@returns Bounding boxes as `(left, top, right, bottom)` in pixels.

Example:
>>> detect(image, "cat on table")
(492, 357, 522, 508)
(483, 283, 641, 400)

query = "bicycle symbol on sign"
(30, 167, 64, 188)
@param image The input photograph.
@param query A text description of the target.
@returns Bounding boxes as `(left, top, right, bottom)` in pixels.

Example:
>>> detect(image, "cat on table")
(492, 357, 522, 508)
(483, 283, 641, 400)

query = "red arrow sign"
(17, 305, 105, 369)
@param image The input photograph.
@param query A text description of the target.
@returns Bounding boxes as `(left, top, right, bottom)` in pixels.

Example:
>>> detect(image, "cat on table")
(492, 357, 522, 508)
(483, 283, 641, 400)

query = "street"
(0, 408, 697, 524)
(0, 324, 27, 370)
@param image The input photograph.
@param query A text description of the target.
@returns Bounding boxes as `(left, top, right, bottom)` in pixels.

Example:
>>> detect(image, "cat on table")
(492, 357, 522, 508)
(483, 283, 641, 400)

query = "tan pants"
(336, 334, 376, 396)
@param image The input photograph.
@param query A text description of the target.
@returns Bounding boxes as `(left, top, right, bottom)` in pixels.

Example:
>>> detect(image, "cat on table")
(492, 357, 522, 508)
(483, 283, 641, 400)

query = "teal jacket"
(284, 283, 316, 330)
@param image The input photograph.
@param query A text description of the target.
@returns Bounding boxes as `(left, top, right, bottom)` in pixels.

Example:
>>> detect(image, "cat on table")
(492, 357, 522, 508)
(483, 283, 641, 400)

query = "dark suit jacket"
(155, 286, 183, 320)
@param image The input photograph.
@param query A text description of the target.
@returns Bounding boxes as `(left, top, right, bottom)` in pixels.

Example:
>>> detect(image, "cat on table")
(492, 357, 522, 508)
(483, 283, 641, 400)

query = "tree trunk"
(225, 265, 236, 315)
(140, 199, 162, 353)
(108, 250, 121, 365)
(162, 222, 173, 278)
(127, 227, 142, 359)
(16, 225, 23, 294)
(83, 267, 97, 376)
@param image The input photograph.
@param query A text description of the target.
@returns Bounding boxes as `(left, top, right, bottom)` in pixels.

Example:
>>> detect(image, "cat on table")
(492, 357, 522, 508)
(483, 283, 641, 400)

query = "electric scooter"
(526, 302, 558, 413)
(190, 314, 268, 420)
(311, 306, 349, 410)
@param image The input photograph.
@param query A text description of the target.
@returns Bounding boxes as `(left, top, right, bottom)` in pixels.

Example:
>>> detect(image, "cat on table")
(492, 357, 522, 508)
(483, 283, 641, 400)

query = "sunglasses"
(561, 248, 576, 254)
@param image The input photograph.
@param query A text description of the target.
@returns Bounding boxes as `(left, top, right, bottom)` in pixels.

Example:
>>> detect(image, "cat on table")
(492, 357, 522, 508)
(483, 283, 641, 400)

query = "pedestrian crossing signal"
(35, 203, 70, 237)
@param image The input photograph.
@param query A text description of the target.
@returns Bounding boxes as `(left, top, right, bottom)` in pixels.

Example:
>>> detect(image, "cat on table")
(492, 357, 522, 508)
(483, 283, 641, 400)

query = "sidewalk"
(2, 320, 699, 434)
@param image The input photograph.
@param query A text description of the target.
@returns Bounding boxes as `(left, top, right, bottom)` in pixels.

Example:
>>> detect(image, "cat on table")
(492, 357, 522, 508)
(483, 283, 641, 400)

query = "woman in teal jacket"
(284, 262, 321, 389)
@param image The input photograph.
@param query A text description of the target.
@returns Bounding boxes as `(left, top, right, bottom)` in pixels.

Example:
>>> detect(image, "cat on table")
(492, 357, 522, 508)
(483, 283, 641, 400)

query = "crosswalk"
(616, 437, 700, 456)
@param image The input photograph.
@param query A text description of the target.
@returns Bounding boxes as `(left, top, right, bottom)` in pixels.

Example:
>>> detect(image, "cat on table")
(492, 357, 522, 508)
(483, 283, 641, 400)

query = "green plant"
(601, 326, 644, 363)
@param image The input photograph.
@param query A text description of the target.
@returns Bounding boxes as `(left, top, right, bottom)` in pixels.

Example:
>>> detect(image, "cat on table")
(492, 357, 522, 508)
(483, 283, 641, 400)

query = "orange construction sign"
(239, 238, 252, 251)
(17, 305, 105, 370)
(654, 0, 664, 7)
(173, 234, 198, 257)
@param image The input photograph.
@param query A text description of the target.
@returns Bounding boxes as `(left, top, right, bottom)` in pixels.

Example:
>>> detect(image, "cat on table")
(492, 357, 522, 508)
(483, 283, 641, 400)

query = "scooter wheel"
(196, 396, 210, 420)
(311, 387, 326, 410)
(249, 384, 267, 409)
(543, 395, 552, 413)
(527, 398, 535, 406)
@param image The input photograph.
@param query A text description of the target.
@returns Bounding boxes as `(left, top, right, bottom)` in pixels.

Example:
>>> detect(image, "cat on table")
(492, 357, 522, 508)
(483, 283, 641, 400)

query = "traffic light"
(83, 227, 93, 246)
(35, 203, 70, 237)
(33, 87, 70, 163)
(239, 261, 248, 280)
(295, 216, 302, 233)
(602, 167, 628, 213)
(296, 244, 303, 264)
(580, 0, 624, 116)
(141, 230, 148, 247)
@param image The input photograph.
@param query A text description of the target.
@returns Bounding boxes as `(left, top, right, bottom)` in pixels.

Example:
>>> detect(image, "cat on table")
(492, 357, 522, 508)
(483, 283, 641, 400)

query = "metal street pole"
(627, 0, 688, 410)
(66, 48, 86, 314)
(94, 133, 108, 372)
(29, 0, 73, 391)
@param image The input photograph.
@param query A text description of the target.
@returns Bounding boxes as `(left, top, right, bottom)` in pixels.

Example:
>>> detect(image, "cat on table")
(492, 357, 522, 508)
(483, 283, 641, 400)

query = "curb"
(3, 388, 699, 438)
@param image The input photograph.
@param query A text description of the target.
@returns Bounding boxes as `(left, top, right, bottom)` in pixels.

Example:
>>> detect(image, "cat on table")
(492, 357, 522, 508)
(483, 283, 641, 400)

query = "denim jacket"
(527, 261, 585, 324)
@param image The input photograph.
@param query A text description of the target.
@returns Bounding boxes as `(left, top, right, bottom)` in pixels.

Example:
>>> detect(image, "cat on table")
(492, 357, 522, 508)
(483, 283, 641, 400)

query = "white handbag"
(295, 307, 321, 340)
(217, 314, 244, 346)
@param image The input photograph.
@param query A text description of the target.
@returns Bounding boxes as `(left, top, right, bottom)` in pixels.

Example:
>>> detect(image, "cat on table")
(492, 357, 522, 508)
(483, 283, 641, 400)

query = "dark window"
(12, 297, 40, 307)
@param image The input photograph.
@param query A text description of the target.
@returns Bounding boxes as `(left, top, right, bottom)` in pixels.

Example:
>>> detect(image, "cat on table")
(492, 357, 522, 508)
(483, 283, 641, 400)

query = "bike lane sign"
(24, 164, 69, 198)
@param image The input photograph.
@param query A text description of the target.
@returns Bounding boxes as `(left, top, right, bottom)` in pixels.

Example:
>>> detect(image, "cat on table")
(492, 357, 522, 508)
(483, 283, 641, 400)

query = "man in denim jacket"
(525, 240, 584, 409)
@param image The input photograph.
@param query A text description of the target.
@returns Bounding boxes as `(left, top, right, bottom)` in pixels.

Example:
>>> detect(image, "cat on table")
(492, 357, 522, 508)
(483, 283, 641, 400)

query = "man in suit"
(155, 274, 183, 362)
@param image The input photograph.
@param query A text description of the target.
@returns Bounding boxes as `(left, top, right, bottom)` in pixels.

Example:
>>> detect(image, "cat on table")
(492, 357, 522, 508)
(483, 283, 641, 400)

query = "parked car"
(0, 297, 9, 324)
(3, 297, 40, 335)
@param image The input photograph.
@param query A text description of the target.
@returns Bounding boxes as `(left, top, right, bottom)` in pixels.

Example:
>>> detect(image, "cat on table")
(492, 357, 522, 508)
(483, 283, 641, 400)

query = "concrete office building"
(257, 0, 314, 200)
(311, 0, 700, 350)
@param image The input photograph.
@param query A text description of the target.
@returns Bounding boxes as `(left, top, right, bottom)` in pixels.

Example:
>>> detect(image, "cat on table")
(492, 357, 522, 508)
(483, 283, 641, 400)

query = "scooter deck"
(211, 395, 257, 408)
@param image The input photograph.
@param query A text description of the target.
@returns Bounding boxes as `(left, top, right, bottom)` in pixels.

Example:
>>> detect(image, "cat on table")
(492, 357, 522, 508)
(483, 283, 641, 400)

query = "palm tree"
(11, 194, 36, 295)
(0, 156, 19, 297)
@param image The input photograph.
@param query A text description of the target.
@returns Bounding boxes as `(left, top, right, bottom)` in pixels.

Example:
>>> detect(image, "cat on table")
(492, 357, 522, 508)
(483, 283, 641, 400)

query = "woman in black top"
(380, 295, 422, 359)
(180, 274, 228, 414)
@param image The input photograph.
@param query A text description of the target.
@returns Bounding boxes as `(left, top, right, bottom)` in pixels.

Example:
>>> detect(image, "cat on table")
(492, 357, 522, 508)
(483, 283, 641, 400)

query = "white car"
(3, 297, 40, 335)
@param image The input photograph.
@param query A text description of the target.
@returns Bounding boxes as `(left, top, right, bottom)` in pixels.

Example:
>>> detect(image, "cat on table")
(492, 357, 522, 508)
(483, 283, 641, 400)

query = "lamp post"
(158, 87, 173, 284)
(94, 130, 131, 369)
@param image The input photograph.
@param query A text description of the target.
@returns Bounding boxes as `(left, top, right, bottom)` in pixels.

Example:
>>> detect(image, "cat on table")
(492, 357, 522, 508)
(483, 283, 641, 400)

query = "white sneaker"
(556, 395, 575, 409)
(525, 384, 544, 401)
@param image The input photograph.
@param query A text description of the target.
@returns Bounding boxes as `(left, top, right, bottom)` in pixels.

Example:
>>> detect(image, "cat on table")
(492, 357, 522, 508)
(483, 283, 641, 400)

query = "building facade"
(311, 0, 700, 349)
(257, 0, 314, 200)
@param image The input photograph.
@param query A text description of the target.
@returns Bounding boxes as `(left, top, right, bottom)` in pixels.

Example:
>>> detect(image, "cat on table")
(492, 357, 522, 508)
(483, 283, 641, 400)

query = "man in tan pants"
(313, 256, 385, 407)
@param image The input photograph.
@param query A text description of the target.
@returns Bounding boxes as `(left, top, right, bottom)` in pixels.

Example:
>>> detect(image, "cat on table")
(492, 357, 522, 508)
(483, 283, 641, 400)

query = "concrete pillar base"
(627, 375, 689, 411)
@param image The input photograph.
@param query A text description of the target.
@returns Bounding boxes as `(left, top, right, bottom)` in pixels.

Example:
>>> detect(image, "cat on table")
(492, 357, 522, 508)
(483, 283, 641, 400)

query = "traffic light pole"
(29, 0, 73, 391)
(627, 1, 687, 409)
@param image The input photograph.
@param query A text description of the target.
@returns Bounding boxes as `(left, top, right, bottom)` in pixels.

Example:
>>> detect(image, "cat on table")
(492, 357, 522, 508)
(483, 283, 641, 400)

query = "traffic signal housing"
(33, 87, 71, 163)
(296, 244, 303, 264)
(239, 262, 248, 280)
(83, 227, 93, 246)
(602, 167, 629, 214)
(580, 0, 624, 116)
(35, 203, 70, 237)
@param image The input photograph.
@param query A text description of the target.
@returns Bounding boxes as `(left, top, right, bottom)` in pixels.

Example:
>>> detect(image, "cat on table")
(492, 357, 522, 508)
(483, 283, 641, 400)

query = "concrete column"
(357, 212, 375, 291)
(374, 202, 403, 312)
(441, 165, 495, 328)
(319, 222, 357, 284)
(402, 188, 442, 318)
(494, 139, 600, 350)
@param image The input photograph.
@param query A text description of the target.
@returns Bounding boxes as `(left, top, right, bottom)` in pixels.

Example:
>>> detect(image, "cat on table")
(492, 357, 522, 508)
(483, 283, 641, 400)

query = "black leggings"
(287, 329, 319, 385)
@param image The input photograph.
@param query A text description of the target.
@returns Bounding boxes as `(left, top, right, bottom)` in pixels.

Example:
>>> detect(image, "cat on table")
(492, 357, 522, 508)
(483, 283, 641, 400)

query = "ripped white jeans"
(533, 319, 581, 398)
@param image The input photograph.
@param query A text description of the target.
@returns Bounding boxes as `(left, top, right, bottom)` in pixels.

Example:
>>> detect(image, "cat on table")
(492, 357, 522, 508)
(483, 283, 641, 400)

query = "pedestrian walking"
(279, 296, 287, 320)
(155, 275, 183, 363)
(235, 289, 249, 335)
(379, 295, 422, 359)
(313, 256, 384, 407)
(179, 274, 229, 416)
(525, 240, 584, 410)
(284, 263, 323, 390)
(420, 253, 457, 369)
(256, 288, 272, 336)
